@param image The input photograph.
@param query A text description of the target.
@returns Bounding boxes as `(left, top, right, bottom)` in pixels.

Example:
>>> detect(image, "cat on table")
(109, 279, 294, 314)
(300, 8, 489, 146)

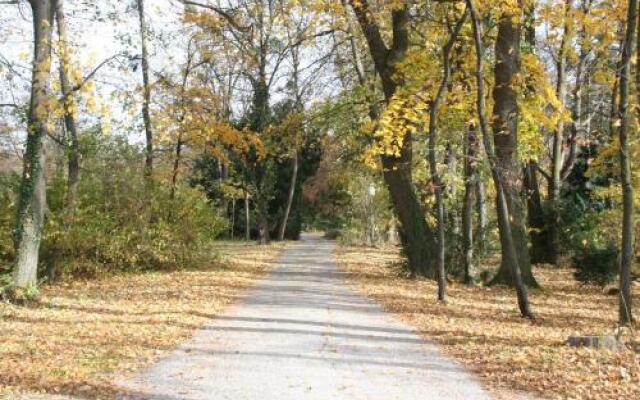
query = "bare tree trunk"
(170, 135, 182, 200)
(475, 177, 487, 247)
(13, 0, 57, 287)
(463, 124, 478, 284)
(55, 0, 79, 221)
(254, 192, 270, 245)
(244, 190, 250, 241)
(426, 10, 466, 301)
(278, 150, 298, 241)
(548, 0, 572, 265)
(349, 0, 437, 277)
(617, 0, 636, 325)
(136, 0, 153, 177)
(468, 0, 534, 318)
(230, 199, 235, 239)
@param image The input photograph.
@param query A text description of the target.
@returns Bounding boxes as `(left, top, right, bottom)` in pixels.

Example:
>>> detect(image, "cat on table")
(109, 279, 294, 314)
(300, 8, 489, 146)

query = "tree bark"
(547, 0, 572, 265)
(467, 0, 535, 318)
(136, 0, 154, 177)
(524, 161, 549, 264)
(254, 191, 270, 245)
(13, 0, 57, 287)
(475, 177, 487, 248)
(485, 7, 537, 287)
(278, 150, 298, 241)
(244, 190, 250, 240)
(617, 0, 636, 325)
(463, 124, 478, 284)
(55, 0, 79, 221)
(170, 135, 182, 200)
(349, 0, 437, 277)
(426, 10, 466, 300)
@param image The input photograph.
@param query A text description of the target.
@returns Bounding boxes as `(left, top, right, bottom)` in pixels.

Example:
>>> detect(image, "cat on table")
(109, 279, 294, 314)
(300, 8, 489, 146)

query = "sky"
(0, 0, 339, 157)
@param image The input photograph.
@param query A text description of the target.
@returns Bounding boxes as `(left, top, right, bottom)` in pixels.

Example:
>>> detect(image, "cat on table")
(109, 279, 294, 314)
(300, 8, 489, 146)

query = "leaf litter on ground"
(0, 241, 288, 399)
(336, 245, 639, 400)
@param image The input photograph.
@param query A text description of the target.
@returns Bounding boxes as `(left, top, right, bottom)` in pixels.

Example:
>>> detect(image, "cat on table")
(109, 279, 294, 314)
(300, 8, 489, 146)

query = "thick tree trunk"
(486, 9, 537, 287)
(617, 0, 636, 325)
(349, 1, 437, 277)
(278, 150, 298, 241)
(13, 0, 57, 287)
(136, 0, 153, 177)
(55, 0, 79, 221)
(463, 124, 478, 284)
(467, 0, 535, 318)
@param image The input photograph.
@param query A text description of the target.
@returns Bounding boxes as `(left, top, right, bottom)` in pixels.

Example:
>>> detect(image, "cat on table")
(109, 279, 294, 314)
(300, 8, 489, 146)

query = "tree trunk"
(55, 0, 79, 222)
(230, 199, 235, 240)
(254, 192, 270, 245)
(278, 150, 298, 241)
(524, 161, 549, 264)
(349, 0, 437, 277)
(468, 0, 535, 318)
(170, 135, 182, 200)
(617, 0, 636, 325)
(244, 190, 250, 241)
(13, 0, 57, 287)
(426, 11, 465, 300)
(463, 124, 478, 284)
(486, 9, 537, 287)
(475, 177, 487, 248)
(445, 144, 459, 235)
(547, 0, 572, 265)
(136, 0, 153, 177)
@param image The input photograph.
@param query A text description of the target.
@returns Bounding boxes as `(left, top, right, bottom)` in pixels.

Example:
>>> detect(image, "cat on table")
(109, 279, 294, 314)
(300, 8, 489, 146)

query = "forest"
(0, 0, 639, 399)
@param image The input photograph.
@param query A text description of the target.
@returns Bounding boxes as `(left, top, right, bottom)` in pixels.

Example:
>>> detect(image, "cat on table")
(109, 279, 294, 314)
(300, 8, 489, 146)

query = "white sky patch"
(1, 0, 340, 158)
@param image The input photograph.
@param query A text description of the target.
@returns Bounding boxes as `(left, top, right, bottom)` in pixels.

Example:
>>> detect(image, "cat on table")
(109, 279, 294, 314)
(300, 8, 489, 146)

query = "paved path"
(119, 234, 493, 400)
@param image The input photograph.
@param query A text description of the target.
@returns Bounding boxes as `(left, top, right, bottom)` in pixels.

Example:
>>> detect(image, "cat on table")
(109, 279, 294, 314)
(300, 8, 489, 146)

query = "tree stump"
(567, 335, 626, 351)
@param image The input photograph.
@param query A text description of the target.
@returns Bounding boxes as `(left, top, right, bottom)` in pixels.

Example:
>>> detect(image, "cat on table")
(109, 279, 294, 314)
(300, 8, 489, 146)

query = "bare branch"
(179, 0, 250, 32)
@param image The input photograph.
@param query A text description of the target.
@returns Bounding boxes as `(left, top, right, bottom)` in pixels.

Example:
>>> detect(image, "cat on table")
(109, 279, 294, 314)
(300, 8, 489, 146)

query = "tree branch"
(179, 0, 250, 32)
(70, 53, 127, 93)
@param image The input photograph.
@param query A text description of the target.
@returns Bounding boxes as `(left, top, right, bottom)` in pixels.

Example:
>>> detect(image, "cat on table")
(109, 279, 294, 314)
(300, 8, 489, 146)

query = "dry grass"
(336, 245, 640, 400)
(0, 241, 287, 399)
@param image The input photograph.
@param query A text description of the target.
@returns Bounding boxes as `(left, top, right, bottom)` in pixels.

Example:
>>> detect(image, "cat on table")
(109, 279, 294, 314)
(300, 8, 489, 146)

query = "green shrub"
(324, 229, 342, 240)
(0, 173, 19, 274)
(572, 245, 619, 285)
(2, 133, 227, 282)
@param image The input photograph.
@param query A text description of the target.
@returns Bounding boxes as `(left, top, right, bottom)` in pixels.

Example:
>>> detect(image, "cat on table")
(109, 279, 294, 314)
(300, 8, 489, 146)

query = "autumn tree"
(136, 0, 154, 177)
(347, 0, 438, 277)
(467, 0, 534, 317)
(12, 0, 57, 288)
(617, 0, 636, 325)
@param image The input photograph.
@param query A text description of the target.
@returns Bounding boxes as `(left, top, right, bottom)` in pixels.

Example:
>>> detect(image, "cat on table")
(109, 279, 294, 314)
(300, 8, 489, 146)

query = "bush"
(2, 133, 228, 282)
(0, 173, 19, 273)
(324, 229, 341, 240)
(572, 245, 619, 285)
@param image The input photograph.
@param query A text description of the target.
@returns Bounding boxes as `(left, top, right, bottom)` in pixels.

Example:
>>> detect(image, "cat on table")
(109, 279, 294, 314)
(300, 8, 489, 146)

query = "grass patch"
(336, 245, 639, 400)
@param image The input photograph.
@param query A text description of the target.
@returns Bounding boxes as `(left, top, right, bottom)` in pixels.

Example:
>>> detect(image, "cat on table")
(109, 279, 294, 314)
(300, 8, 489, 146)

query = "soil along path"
(118, 234, 492, 400)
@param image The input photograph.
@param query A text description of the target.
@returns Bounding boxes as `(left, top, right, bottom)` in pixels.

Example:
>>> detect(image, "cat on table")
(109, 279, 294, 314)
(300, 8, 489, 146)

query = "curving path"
(118, 233, 493, 400)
